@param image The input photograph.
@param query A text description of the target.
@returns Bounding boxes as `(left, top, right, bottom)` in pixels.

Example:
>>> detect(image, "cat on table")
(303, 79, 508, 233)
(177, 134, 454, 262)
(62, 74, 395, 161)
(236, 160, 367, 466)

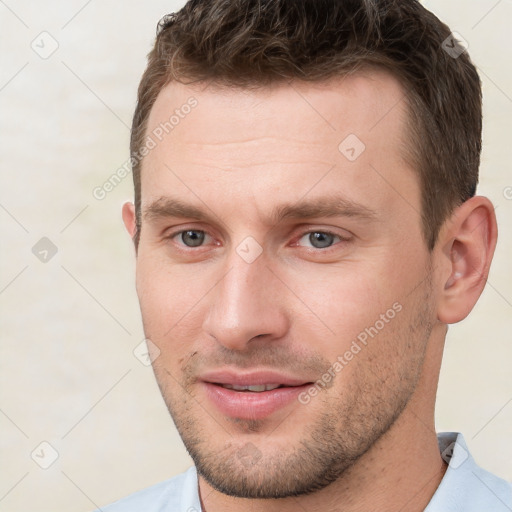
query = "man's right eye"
(175, 230, 207, 247)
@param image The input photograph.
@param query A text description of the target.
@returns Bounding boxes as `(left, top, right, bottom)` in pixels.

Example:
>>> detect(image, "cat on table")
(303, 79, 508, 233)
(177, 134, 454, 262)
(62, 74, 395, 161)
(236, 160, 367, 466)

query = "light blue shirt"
(96, 432, 511, 511)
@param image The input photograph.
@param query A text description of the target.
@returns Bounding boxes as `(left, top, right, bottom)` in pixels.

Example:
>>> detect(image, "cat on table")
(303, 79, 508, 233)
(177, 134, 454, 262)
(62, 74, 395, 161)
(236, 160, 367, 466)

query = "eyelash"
(166, 227, 350, 251)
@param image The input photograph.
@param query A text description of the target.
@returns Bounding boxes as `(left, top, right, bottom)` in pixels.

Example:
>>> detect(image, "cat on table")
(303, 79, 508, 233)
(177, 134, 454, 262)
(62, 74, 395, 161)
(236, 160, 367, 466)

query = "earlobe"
(437, 196, 497, 324)
(122, 201, 138, 242)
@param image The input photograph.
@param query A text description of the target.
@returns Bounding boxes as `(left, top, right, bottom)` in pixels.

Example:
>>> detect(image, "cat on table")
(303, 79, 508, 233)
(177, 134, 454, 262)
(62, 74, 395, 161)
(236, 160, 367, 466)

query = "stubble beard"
(151, 279, 435, 499)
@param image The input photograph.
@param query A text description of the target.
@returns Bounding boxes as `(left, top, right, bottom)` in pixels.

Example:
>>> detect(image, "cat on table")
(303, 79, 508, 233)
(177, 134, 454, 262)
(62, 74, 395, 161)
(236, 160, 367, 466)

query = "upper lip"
(200, 369, 311, 387)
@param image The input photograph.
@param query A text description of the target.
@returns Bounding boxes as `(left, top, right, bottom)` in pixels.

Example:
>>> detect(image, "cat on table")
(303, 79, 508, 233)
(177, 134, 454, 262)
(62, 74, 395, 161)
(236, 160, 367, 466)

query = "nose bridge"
(202, 251, 287, 350)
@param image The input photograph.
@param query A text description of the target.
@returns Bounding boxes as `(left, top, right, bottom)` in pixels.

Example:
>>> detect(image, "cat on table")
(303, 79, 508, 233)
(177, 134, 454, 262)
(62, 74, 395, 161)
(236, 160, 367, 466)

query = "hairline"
(133, 66, 440, 250)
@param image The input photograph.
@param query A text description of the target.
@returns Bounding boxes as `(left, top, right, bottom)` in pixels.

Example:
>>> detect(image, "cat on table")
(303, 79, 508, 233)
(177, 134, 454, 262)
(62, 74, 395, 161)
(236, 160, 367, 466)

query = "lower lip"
(202, 382, 311, 420)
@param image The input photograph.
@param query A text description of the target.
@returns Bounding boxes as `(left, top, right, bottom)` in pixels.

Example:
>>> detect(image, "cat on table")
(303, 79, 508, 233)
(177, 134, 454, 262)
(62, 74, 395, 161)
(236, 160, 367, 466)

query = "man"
(99, 0, 511, 510)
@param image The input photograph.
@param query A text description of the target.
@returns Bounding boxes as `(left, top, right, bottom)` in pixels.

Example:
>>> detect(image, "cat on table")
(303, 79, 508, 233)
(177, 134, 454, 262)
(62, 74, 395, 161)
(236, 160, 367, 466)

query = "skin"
(122, 70, 497, 512)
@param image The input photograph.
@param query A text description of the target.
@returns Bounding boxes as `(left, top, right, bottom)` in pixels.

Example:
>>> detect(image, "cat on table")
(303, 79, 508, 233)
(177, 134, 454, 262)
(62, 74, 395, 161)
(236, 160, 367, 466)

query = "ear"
(436, 196, 497, 324)
(122, 201, 138, 246)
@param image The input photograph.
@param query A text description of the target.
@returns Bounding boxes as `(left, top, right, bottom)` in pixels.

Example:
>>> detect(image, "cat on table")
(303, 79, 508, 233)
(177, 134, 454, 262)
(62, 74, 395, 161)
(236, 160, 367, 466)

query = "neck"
(198, 324, 448, 512)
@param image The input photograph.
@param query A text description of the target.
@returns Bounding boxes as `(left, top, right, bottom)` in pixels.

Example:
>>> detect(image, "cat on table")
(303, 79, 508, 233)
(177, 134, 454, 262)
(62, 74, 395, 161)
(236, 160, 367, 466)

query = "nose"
(202, 252, 289, 351)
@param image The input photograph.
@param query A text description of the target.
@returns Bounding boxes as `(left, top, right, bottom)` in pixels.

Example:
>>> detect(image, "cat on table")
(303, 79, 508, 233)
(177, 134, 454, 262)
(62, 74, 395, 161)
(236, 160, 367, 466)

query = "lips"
(199, 370, 312, 420)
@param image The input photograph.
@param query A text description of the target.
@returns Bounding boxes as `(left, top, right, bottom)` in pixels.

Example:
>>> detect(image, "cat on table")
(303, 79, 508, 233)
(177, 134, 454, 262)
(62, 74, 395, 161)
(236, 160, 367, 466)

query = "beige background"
(0, 1, 511, 511)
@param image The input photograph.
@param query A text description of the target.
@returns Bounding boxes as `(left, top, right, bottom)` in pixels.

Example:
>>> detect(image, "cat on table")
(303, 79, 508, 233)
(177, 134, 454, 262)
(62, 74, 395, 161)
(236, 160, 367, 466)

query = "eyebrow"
(144, 197, 212, 223)
(143, 195, 378, 225)
(273, 196, 378, 223)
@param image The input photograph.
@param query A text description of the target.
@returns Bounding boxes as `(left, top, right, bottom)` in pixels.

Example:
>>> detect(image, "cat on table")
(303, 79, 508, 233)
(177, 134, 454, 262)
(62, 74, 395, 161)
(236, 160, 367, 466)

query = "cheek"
(135, 252, 211, 343)
(284, 252, 426, 358)
(284, 265, 394, 335)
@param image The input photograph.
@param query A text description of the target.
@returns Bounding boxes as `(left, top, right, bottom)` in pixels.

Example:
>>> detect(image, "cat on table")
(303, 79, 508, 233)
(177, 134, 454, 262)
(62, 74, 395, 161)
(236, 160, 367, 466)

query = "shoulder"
(465, 461, 512, 510)
(94, 466, 200, 512)
(427, 432, 512, 512)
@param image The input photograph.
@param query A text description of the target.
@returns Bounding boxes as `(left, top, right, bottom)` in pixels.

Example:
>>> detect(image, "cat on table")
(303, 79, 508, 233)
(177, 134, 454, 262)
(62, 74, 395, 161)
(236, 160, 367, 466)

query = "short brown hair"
(131, 0, 482, 249)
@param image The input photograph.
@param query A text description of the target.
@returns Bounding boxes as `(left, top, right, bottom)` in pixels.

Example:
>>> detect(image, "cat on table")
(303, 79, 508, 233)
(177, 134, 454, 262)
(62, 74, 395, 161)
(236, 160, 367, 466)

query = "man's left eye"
(297, 232, 341, 249)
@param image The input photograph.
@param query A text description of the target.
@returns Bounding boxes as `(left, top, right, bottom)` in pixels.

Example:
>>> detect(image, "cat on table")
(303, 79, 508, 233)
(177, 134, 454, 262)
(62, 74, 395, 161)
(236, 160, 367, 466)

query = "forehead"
(140, 70, 420, 227)
(146, 70, 409, 153)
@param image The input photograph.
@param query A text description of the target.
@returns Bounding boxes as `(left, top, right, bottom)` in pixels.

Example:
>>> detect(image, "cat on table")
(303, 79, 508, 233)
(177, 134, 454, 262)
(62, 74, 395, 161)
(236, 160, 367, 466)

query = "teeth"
(221, 383, 281, 392)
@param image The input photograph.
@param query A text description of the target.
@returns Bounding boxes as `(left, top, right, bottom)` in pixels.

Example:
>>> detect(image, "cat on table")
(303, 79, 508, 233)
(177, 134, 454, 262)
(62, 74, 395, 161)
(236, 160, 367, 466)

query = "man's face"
(128, 71, 438, 498)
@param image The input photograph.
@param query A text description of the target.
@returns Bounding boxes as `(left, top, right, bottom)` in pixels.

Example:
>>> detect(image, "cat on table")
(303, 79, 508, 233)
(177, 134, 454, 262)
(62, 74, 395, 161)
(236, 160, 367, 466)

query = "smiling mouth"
(201, 376, 313, 419)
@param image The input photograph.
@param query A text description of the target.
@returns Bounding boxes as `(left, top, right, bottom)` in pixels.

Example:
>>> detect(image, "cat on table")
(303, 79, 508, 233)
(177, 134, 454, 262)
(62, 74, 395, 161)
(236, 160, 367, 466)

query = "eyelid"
(163, 222, 210, 237)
